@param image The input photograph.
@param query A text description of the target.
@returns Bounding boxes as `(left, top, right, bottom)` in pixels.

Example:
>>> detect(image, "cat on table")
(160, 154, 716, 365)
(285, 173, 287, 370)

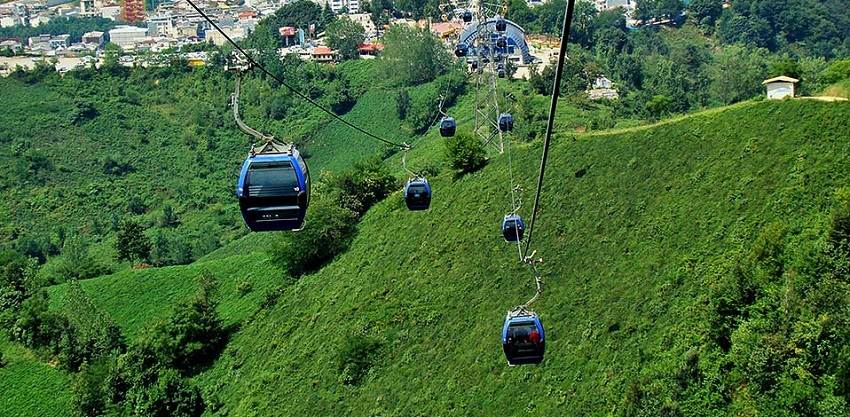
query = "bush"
(444, 131, 486, 174)
(337, 335, 382, 386)
(236, 279, 253, 297)
(271, 202, 358, 277)
(327, 158, 398, 216)
(0, 351, 6, 368)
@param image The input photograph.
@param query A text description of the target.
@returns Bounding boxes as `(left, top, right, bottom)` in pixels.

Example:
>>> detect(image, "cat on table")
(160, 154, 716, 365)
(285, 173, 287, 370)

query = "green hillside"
(21, 98, 849, 416)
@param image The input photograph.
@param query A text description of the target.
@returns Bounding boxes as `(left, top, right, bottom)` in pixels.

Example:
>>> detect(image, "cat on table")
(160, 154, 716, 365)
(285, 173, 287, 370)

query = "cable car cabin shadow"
(502, 214, 525, 242)
(404, 178, 432, 211)
(502, 313, 545, 366)
(236, 144, 310, 232)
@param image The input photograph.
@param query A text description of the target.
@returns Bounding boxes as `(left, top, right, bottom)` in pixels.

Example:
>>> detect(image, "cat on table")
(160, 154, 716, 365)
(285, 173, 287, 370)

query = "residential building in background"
(109, 25, 148, 48)
(121, 0, 145, 23)
(82, 30, 105, 46)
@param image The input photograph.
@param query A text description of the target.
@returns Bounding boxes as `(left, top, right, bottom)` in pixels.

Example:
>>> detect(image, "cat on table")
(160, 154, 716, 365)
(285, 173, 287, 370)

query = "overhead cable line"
(184, 0, 410, 150)
(523, 0, 576, 258)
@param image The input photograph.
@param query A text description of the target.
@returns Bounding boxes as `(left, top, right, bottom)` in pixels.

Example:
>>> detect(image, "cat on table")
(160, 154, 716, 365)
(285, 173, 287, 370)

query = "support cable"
(185, 0, 410, 150)
(522, 0, 576, 258)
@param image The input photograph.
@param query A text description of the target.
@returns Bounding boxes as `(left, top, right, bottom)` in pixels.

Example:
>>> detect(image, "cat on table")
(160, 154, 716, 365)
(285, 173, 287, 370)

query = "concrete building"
(100, 5, 120, 20)
(148, 13, 175, 36)
(587, 75, 619, 100)
(108, 25, 148, 48)
(314, 0, 359, 14)
(763, 76, 799, 100)
(82, 30, 104, 46)
(311, 46, 336, 63)
(48, 33, 69, 49)
(205, 24, 247, 46)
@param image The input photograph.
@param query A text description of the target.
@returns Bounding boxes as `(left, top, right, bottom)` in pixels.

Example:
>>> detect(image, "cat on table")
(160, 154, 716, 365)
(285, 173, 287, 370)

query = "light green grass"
(0, 334, 72, 417)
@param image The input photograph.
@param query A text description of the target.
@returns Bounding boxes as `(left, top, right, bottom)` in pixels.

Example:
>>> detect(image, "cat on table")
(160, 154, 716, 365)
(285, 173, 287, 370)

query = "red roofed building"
(357, 43, 383, 56)
(238, 11, 257, 20)
(429, 21, 463, 40)
(279, 26, 296, 37)
(121, 0, 145, 23)
(311, 46, 337, 63)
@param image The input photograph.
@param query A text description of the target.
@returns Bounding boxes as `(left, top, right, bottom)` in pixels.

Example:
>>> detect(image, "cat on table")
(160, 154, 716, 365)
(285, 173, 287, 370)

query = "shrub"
(271, 202, 358, 277)
(444, 131, 486, 174)
(337, 335, 382, 386)
(0, 351, 6, 368)
(327, 158, 398, 216)
(236, 279, 253, 297)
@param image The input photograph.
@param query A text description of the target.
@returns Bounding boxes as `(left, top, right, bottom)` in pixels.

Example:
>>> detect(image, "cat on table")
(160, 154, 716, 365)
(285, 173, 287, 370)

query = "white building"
(148, 13, 175, 36)
(346, 13, 375, 39)
(594, 0, 635, 12)
(763, 76, 799, 100)
(108, 25, 148, 48)
(205, 24, 247, 46)
(587, 75, 619, 100)
(314, 0, 359, 14)
(48, 34, 69, 49)
(82, 30, 105, 46)
(100, 5, 120, 20)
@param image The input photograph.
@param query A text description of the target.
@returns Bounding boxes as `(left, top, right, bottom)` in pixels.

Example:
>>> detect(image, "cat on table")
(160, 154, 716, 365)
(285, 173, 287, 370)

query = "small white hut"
(762, 76, 799, 100)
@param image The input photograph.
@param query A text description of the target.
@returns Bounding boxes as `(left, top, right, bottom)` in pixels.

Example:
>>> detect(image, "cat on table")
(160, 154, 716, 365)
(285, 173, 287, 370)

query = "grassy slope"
(0, 334, 72, 417)
(187, 99, 850, 416)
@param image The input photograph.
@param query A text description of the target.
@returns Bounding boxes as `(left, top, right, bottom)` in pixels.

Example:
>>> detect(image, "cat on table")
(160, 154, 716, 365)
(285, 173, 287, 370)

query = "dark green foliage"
(45, 235, 110, 283)
(326, 17, 366, 61)
(381, 25, 451, 86)
(687, 0, 722, 32)
(159, 205, 180, 228)
(271, 202, 358, 277)
(267, 96, 290, 120)
(100, 275, 221, 416)
(337, 335, 382, 385)
(101, 157, 133, 176)
(444, 131, 486, 174)
(635, 0, 684, 22)
(71, 358, 111, 417)
(326, 158, 398, 216)
(716, 0, 850, 58)
(115, 219, 151, 263)
(820, 60, 850, 85)
(0, 350, 5, 368)
(395, 89, 411, 120)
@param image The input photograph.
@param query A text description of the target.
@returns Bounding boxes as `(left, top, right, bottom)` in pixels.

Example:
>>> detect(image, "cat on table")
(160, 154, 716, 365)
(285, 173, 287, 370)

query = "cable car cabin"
(462, 10, 473, 22)
(495, 18, 507, 32)
(497, 64, 506, 78)
(470, 60, 479, 71)
(236, 144, 310, 232)
(502, 213, 525, 241)
(495, 36, 507, 49)
(502, 313, 545, 366)
(439, 117, 457, 137)
(404, 178, 432, 211)
(498, 113, 514, 132)
(455, 43, 469, 57)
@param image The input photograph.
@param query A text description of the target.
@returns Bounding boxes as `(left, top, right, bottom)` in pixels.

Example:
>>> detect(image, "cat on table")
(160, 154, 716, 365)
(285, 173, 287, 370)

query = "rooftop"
(762, 75, 800, 85)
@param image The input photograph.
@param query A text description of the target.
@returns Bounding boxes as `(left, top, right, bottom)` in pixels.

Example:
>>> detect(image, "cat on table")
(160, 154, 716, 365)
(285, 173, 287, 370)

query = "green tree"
(444, 131, 486, 173)
(687, 0, 722, 31)
(709, 45, 769, 104)
(115, 219, 151, 263)
(326, 17, 366, 60)
(381, 25, 451, 86)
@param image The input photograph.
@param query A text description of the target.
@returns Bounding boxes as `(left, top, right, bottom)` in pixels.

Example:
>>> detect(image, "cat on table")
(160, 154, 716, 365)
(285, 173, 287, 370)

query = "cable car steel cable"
(184, 0, 410, 151)
(522, 0, 577, 258)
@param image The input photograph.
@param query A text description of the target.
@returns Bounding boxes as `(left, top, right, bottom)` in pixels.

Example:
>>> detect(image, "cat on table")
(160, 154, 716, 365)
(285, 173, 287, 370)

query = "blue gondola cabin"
(236, 141, 310, 232)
